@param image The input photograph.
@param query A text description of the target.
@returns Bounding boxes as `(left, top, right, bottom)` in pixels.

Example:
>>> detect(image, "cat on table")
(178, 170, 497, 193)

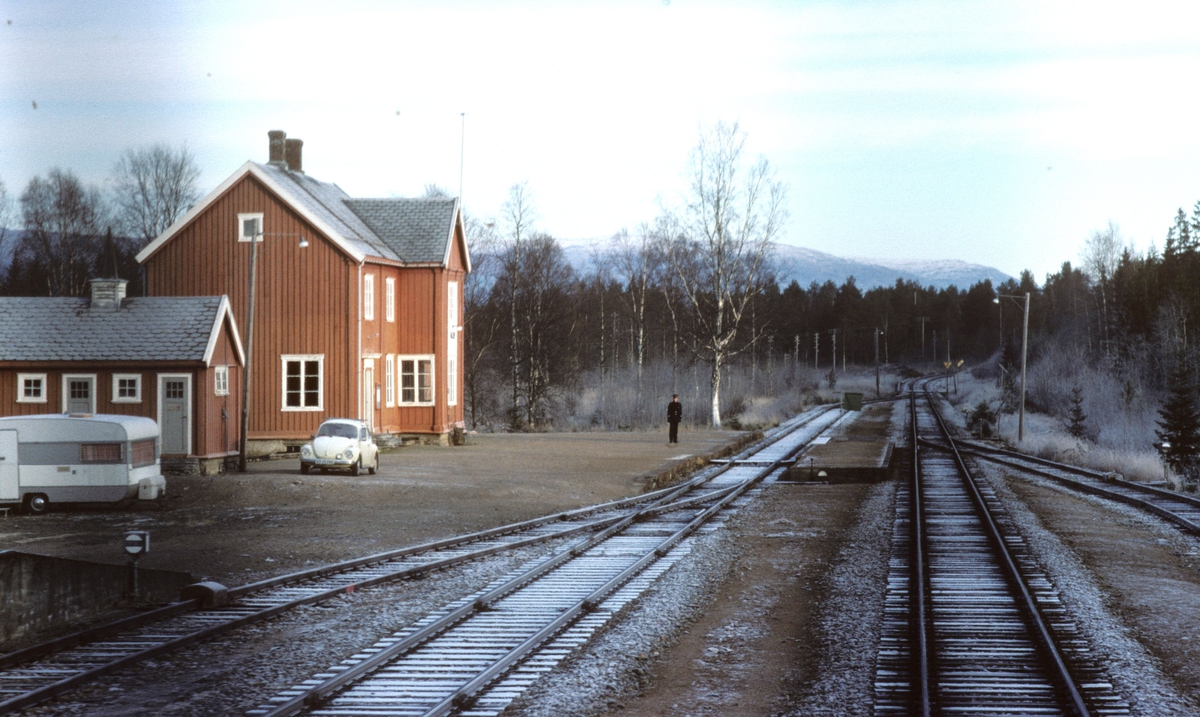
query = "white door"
(363, 367, 374, 431)
(161, 377, 189, 455)
(66, 377, 94, 413)
(0, 430, 17, 501)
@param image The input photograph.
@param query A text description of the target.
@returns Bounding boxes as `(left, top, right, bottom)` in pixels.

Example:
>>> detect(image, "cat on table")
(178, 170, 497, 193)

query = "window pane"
(303, 361, 320, 406)
(166, 380, 185, 399)
(119, 378, 138, 398)
(81, 443, 122, 463)
(131, 439, 156, 467)
(70, 380, 90, 399)
(418, 360, 432, 403)
(23, 379, 41, 398)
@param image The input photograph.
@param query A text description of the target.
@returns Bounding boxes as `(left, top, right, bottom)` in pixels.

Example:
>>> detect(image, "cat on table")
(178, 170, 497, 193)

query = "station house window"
(16, 373, 46, 403)
(281, 355, 323, 411)
(398, 356, 434, 405)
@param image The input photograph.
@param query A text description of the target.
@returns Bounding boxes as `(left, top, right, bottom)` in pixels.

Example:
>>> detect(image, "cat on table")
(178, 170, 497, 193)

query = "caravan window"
(131, 439, 156, 467)
(81, 443, 123, 464)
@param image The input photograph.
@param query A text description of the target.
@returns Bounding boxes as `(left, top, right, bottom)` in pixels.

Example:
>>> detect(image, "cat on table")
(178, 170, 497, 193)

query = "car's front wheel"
(300, 463, 310, 475)
(350, 458, 361, 477)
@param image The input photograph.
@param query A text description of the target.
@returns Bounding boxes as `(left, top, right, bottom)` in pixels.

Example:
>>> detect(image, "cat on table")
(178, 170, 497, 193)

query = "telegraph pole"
(918, 316, 930, 362)
(874, 328, 881, 397)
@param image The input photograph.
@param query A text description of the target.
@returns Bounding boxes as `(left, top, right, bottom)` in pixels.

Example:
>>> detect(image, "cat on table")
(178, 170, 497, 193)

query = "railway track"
(246, 406, 846, 717)
(874, 390, 1128, 716)
(0, 404, 844, 716)
(946, 439, 1200, 535)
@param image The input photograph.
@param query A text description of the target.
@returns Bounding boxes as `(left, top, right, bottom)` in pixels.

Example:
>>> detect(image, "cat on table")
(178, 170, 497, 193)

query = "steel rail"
(258, 408, 831, 717)
(922, 392, 1092, 717)
(436, 455, 786, 717)
(939, 441, 1200, 535)
(909, 392, 932, 717)
(257, 463, 749, 717)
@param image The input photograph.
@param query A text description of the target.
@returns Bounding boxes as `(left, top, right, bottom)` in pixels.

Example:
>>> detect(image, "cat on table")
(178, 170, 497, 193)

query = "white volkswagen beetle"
(300, 419, 380, 476)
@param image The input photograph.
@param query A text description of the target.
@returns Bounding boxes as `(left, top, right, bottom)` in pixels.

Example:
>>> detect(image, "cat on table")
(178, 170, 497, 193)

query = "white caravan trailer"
(0, 414, 166, 514)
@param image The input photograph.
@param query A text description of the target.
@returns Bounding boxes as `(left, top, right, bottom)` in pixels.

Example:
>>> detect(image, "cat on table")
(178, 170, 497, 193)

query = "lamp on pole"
(994, 292, 1030, 442)
(239, 226, 308, 472)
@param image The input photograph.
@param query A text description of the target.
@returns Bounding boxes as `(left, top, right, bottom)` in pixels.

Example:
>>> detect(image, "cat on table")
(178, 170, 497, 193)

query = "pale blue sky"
(3, 0, 1200, 281)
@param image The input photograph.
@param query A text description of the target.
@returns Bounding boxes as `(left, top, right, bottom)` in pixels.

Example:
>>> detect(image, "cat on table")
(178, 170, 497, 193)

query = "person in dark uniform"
(667, 393, 682, 444)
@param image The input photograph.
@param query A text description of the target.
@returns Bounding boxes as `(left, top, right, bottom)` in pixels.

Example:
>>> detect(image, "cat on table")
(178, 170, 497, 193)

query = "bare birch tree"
(1081, 221, 1123, 357)
(610, 226, 664, 410)
(462, 212, 501, 427)
(17, 169, 109, 297)
(113, 143, 201, 245)
(500, 183, 538, 428)
(667, 122, 786, 427)
(0, 178, 12, 284)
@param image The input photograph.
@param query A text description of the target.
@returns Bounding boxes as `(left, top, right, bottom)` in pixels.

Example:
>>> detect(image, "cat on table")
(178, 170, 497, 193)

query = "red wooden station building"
(136, 131, 470, 453)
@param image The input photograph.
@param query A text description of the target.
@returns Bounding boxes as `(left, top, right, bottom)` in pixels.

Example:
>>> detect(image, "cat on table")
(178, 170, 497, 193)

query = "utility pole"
(1019, 292, 1030, 442)
(918, 316, 930, 362)
(932, 329, 938, 367)
(828, 329, 840, 373)
(813, 332, 819, 370)
(874, 328, 881, 397)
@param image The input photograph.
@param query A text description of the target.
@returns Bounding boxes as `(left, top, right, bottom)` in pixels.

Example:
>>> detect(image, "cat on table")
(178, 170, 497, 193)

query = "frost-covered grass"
(470, 358, 905, 433)
(946, 372, 1170, 484)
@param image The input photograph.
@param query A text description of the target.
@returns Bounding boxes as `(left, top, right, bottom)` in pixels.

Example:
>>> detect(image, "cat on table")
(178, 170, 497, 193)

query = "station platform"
(785, 402, 897, 483)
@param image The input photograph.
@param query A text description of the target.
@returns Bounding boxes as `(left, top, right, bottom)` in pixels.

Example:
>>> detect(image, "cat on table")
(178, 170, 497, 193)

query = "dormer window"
(238, 213, 264, 242)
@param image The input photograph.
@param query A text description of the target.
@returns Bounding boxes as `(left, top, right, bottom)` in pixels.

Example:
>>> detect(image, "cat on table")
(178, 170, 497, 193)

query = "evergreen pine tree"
(1067, 385, 1088, 439)
(1156, 361, 1200, 488)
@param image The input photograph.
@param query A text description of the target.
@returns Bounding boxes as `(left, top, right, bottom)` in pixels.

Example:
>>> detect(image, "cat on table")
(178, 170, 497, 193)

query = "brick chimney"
(284, 138, 303, 173)
(268, 130, 287, 166)
(89, 278, 127, 312)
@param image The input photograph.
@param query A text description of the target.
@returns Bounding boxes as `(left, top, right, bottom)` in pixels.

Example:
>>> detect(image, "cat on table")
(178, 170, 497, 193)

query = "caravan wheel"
(24, 494, 48, 515)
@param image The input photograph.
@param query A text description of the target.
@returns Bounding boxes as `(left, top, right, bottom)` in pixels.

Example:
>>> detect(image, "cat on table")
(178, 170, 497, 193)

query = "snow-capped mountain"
(559, 240, 1012, 291)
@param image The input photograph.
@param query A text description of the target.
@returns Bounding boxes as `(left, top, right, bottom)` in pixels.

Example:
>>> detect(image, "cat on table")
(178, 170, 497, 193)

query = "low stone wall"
(0, 550, 194, 645)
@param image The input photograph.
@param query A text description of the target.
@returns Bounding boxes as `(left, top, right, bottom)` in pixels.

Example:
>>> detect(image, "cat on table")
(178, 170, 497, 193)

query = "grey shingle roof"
(0, 297, 225, 363)
(344, 197, 458, 264)
(253, 163, 401, 261)
(253, 163, 458, 265)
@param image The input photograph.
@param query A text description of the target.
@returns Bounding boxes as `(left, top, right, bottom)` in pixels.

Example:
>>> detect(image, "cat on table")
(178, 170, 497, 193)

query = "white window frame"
(385, 355, 395, 407)
(448, 281, 459, 407)
(237, 212, 264, 242)
(397, 355, 435, 406)
(112, 373, 142, 403)
(385, 277, 395, 322)
(61, 374, 97, 413)
(16, 373, 47, 404)
(157, 373, 193, 456)
(214, 366, 229, 396)
(363, 274, 375, 320)
(281, 354, 324, 412)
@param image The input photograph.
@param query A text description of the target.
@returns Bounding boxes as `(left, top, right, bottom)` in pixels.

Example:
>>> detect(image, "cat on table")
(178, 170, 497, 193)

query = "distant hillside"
(559, 240, 1011, 291)
(775, 244, 1012, 290)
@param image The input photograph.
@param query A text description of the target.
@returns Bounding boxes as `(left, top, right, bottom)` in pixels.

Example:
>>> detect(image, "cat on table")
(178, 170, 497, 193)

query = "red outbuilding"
(0, 279, 244, 474)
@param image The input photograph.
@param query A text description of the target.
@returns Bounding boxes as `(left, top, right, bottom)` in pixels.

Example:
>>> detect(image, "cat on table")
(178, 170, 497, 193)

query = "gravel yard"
(0, 429, 742, 590)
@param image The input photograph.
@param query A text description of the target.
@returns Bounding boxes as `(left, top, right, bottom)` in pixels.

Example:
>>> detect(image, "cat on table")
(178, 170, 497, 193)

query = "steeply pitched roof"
(136, 161, 469, 271)
(344, 197, 459, 264)
(252, 163, 400, 262)
(0, 296, 241, 365)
